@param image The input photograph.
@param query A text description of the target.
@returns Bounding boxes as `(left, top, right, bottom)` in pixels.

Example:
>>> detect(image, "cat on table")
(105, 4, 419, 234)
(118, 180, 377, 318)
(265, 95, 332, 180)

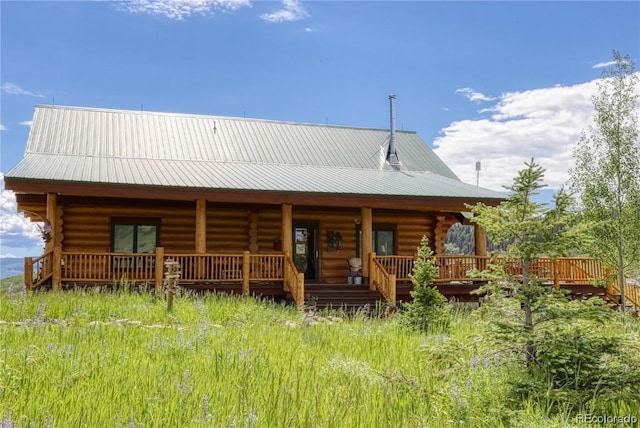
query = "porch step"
(292, 284, 387, 313)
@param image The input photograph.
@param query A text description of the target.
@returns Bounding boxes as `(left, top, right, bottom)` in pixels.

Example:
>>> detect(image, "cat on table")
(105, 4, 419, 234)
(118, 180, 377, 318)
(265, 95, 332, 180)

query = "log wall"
(45, 198, 458, 284)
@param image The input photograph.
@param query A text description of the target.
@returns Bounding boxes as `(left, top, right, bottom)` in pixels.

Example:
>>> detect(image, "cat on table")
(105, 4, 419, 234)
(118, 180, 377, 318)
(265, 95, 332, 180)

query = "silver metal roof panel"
(6, 105, 505, 200)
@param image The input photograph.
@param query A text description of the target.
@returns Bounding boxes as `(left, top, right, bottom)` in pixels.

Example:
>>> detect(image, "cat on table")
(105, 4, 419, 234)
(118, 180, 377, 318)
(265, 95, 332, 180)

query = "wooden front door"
(293, 225, 319, 282)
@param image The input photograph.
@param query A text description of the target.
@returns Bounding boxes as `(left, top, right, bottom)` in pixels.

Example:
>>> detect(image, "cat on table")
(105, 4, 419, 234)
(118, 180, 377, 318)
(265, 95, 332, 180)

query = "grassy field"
(0, 275, 24, 295)
(0, 286, 638, 427)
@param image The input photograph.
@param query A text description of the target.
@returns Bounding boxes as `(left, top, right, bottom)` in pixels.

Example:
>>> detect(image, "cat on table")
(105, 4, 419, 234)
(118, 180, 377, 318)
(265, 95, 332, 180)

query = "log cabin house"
(7, 97, 634, 310)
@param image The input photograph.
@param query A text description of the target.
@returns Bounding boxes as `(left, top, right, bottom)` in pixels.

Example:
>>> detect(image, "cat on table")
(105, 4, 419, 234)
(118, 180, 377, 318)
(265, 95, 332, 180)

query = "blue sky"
(1, 0, 639, 259)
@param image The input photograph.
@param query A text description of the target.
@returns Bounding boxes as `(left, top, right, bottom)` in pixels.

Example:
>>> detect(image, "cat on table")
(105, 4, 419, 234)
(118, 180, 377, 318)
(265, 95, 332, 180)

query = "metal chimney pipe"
(388, 94, 399, 164)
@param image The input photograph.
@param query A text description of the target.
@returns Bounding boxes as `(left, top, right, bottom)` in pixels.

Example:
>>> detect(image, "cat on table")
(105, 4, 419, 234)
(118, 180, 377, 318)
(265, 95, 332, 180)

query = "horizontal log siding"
(59, 206, 112, 252)
(206, 206, 250, 252)
(374, 211, 436, 256)
(59, 204, 196, 252)
(54, 201, 447, 284)
(256, 208, 282, 253)
(158, 207, 196, 253)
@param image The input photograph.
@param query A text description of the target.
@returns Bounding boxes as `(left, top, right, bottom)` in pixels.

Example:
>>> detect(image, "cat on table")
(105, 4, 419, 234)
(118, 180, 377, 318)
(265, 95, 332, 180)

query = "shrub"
(479, 291, 640, 414)
(400, 236, 450, 332)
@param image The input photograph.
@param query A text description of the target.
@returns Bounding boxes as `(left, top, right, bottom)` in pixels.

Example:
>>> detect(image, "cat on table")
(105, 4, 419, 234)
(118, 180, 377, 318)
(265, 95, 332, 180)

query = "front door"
(293, 225, 319, 282)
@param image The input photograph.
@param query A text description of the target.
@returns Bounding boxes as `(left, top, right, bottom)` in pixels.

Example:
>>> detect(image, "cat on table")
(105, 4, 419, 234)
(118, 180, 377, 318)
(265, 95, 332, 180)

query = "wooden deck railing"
(284, 256, 304, 307)
(376, 254, 489, 283)
(369, 253, 396, 303)
(61, 251, 157, 283)
(370, 254, 638, 311)
(376, 255, 414, 281)
(433, 255, 490, 282)
(249, 254, 285, 282)
(171, 253, 244, 282)
(22, 248, 637, 311)
(25, 249, 290, 294)
(376, 255, 611, 285)
(25, 250, 54, 291)
(607, 278, 640, 311)
(555, 257, 608, 285)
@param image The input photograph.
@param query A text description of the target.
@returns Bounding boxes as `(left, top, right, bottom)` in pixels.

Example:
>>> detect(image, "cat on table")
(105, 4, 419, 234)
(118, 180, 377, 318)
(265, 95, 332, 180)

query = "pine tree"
(400, 236, 450, 332)
(468, 158, 589, 365)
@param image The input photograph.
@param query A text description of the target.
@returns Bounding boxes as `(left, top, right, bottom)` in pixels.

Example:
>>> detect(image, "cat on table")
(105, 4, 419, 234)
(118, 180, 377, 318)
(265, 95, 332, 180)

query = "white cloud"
(115, 0, 251, 20)
(434, 79, 615, 192)
(593, 60, 616, 69)
(0, 253, 18, 259)
(261, 0, 309, 23)
(0, 174, 43, 252)
(0, 124, 6, 131)
(19, 121, 33, 127)
(455, 87, 495, 103)
(1, 82, 45, 98)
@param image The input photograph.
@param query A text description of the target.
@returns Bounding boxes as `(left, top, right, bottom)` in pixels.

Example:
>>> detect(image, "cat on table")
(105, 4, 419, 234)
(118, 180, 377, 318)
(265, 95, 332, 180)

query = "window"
(356, 224, 396, 257)
(112, 219, 159, 253)
(373, 229, 394, 255)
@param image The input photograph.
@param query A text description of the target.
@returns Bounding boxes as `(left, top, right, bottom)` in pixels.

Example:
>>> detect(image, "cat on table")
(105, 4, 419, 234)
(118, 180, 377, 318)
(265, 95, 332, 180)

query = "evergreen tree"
(400, 236, 450, 332)
(468, 158, 589, 365)
(467, 160, 640, 413)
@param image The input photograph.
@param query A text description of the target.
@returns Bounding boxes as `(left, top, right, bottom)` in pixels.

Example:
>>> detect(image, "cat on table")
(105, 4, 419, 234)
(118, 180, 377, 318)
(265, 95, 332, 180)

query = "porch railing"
(377, 255, 611, 285)
(284, 256, 304, 307)
(606, 278, 640, 311)
(60, 251, 157, 283)
(24, 248, 291, 294)
(369, 252, 396, 303)
(170, 253, 244, 283)
(26, 249, 54, 291)
(249, 254, 285, 282)
(22, 248, 636, 312)
(369, 254, 638, 311)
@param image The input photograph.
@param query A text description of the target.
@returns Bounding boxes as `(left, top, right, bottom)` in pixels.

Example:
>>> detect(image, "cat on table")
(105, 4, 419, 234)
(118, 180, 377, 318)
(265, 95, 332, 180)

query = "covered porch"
(25, 248, 638, 312)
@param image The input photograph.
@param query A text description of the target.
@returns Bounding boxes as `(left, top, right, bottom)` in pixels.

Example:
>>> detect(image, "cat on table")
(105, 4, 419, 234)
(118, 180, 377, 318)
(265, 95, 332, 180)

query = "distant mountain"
(0, 258, 24, 279)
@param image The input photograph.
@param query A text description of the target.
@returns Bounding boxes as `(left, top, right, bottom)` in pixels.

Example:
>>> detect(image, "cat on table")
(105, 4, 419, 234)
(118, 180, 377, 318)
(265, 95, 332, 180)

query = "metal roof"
(6, 105, 505, 200)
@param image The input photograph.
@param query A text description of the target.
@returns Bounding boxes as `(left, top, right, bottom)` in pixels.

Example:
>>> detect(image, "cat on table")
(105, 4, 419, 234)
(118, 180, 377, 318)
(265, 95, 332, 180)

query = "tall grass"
(0, 289, 638, 427)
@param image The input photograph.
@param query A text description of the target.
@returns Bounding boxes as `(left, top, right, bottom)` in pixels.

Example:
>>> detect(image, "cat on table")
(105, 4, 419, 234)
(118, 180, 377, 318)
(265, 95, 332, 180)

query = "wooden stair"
(288, 283, 387, 313)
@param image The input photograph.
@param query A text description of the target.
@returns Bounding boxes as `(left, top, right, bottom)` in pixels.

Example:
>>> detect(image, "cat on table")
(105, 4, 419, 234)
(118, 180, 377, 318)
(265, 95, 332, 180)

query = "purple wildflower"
(246, 409, 257, 426)
(202, 394, 210, 415)
(470, 356, 480, 369)
(2, 415, 17, 428)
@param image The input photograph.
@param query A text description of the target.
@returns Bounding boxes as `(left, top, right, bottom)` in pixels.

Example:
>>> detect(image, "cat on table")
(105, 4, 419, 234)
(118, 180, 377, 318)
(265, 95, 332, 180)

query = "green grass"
(0, 289, 638, 427)
(0, 275, 24, 294)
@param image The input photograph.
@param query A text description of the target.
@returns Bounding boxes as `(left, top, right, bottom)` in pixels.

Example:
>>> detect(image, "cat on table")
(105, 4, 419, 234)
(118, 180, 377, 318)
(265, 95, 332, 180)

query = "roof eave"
(4, 178, 503, 211)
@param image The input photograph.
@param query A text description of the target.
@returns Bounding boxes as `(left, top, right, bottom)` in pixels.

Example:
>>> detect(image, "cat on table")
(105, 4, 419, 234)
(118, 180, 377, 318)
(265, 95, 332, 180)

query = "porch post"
(361, 207, 372, 284)
(552, 259, 560, 290)
(24, 257, 33, 291)
(52, 246, 62, 291)
(282, 204, 293, 286)
(195, 200, 207, 280)
(368, 251, 376, 291)
(155, 247, 164, 293)
(242, 251, 251, 295)
(474, 223, 488, 271)
(195, 199, 207, 253)
(282, 204, 293, 258)
(46, 193, 58, 251)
